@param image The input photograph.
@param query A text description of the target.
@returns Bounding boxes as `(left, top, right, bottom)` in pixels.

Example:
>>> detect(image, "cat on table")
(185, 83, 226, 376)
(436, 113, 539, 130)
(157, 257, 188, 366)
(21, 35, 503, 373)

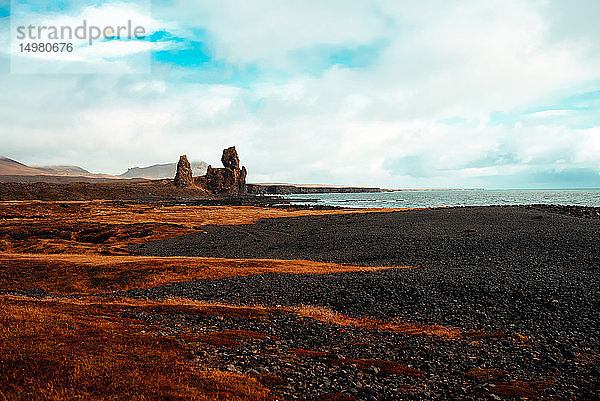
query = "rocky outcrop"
(221, 146, 241, 170)
(173, 147, 247, 194)
(195, 147, 247, 194)
(173, 155, 193, 187)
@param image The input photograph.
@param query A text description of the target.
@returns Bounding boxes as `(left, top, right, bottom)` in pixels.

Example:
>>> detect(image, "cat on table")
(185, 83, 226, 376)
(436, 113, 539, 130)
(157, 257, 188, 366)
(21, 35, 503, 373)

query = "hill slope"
(0, 157, 48, 176)
(0, 156, 122, 181)
(36, 165, 90, 175)
(121, 161, 208, 179)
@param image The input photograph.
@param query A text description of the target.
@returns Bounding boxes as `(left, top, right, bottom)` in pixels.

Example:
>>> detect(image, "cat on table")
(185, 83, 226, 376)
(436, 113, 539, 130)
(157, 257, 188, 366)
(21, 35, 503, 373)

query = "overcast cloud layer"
(1, 0, 600, 188)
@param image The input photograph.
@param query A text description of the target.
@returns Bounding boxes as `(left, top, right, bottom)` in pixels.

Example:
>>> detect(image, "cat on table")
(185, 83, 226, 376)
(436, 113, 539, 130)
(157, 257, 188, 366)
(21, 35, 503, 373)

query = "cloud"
(159, 0, 387, 67)
(526, 110, 573, 119)
(7, 0, 175, 73)
(1, 0, 600, 188)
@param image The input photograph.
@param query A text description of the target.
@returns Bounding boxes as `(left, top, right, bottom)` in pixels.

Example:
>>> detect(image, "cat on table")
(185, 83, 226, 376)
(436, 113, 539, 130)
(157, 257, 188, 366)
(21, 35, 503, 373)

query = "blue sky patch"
(328, 41, 386, 69)
(153, 40, 212, 68)
(149, 30, 185, 43)
(11, 0, 72, 14)
(290, 41, 386, 75)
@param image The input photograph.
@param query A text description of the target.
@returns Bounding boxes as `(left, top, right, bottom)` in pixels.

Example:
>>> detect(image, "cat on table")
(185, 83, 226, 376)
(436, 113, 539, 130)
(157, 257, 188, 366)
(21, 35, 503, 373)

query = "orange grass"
(290, 348, 332, 358)
(0, 296, 274, 401)
(489, 380, 554, 399)
(1, 296, 515, 400)
(464, 331, 506, 340)
(248, 373, 288, 388)
(0, 201, 510, 399)
(0, 253, 411, 294)
(0, 201, 414, 296)
(289, 348, 425, 377)
(294, 305, 462, 339)
(465, 368, 508, 381)
(4, 297, 273, 323)
(0, 201, 407, 255)
(2, 297, 465, 340)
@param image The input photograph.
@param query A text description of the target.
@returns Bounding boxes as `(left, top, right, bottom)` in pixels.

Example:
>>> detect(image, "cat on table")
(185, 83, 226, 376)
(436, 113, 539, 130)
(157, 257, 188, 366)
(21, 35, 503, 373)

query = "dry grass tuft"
(294, 305, 462, 339)
(26, 297, 274, 323)
(0, 253, 411, 294)
(0, 296, 275, 401)
(464, 331, 506, 340)
(249, 373, 288, 388)
(290, 346, 426, 377)
(290, 348, 332, 358)
(465, 368, 508, 381)
(488, 380, 554, 399)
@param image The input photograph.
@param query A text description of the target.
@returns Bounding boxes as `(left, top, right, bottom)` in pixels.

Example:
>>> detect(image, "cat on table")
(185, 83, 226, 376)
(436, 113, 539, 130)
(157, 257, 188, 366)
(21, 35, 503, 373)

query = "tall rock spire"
(173, 155, 193, 187)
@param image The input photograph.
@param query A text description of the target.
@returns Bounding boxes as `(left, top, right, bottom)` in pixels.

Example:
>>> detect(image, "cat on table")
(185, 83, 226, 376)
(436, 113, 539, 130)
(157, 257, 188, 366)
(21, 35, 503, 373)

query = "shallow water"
(284, 189, 600, 209)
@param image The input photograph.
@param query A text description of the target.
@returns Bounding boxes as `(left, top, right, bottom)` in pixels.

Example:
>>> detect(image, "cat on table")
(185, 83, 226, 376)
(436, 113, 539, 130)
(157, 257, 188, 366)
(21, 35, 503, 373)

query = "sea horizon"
(283, 188, 600, 209)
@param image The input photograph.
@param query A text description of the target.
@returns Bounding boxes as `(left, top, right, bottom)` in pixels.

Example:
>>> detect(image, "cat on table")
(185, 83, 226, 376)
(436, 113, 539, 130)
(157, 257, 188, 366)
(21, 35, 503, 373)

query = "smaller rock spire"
(174, 155, 193, 187)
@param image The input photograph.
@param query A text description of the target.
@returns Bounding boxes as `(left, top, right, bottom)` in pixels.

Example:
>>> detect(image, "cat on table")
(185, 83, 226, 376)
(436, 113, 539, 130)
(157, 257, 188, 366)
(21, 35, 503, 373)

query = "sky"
(1, 0, 600, 188)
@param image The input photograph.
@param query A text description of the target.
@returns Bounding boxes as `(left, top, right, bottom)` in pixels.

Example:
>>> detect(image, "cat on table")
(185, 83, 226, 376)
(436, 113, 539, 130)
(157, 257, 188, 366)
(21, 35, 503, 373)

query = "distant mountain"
(121, 161, 208, 179)
(0, 156, 122, 181)
(35, 165, 91, 175)
(0, 157, 48, 175)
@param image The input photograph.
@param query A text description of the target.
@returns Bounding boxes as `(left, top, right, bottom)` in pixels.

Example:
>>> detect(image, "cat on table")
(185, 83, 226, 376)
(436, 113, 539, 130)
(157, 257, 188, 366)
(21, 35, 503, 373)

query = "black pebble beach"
(126, 205, 600, 399)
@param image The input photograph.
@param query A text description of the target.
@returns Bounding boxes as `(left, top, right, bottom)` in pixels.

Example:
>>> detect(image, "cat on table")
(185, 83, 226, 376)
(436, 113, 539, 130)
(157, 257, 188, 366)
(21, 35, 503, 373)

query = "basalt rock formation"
(173, 155, 193, 187)
(221, 146, 240, 170)
(174, 147, 247, 194)
(196, 147, 247, 194)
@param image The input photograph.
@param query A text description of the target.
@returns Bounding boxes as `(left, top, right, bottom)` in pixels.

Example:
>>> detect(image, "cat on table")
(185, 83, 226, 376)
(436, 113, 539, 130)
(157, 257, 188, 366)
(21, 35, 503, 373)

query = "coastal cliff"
(247, 183, 383, 195)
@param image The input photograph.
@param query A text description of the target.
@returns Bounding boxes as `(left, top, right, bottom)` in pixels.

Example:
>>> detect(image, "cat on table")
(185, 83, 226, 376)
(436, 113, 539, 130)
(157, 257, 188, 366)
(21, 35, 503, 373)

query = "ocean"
(283, 189, 600, 209)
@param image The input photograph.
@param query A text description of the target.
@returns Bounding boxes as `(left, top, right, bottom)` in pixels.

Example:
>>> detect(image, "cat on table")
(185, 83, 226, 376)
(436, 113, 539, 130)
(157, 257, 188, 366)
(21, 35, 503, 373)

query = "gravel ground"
(124, 304, 555, 401)
(124, 205, 600, 399)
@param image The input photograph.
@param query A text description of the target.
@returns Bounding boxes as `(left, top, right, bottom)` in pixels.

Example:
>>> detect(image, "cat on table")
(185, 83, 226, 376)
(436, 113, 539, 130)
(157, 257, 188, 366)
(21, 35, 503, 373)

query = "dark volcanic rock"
(221, 146, 240, 169)
(173, 155, 193, 187)
(131, 205, 600, 326)
(131, 205, 600, 342)
(201, 165, 247, 194)
(195, 147, 247, 194)
(132, 205, 600, 268)
(125, 205, 600, 399)
(246, 183, 382, 195)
